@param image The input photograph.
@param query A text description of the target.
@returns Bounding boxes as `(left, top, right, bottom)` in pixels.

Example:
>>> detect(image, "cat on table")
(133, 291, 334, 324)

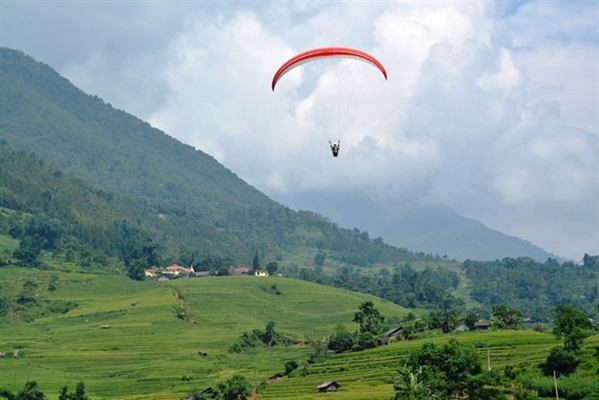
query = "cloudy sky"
(1, 1, 597, 261)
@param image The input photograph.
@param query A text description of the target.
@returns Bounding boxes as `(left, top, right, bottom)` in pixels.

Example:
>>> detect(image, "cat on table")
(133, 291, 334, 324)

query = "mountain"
(0, 47, 434, 267)
(276, 191, 555, 262)
(0, 47, 554, 263)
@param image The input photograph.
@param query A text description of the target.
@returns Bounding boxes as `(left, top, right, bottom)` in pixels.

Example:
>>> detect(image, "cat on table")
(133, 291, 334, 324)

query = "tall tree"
(553, 305, 592, 351)
(491, 304, 523, 330)
(353, 301, 385, 335)
(252, 250, 260, 270)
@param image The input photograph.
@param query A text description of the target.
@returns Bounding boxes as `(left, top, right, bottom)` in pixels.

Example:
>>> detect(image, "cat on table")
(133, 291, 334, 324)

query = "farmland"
(0, 266, 598, 399)
(0, 266, 408, 398)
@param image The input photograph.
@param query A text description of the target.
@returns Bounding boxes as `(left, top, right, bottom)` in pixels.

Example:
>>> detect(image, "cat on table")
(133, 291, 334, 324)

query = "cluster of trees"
(324, 301, 388, 355)
(544, 304, 595, 377)
(0, 381, 88, 400)
(286, 263, 461, 310)
(465, 255, 599, 321)
(392, 304, 599, 400)
(392, 339, 538, 400)
(229, 321, 295, 354)
(0, 276, 76, 323)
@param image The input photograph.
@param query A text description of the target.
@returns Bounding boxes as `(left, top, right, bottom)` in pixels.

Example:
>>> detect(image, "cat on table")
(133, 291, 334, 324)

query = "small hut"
(317, 381, 340, 393)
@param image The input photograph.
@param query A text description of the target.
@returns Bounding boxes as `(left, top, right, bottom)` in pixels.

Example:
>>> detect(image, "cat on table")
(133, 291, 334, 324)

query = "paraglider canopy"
(271, 47, 387, 91)
(271, 47, 388, 157)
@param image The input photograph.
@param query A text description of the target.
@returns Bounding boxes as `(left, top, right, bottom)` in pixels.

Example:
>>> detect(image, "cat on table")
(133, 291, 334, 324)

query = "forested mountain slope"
(0, 47, 435, 267)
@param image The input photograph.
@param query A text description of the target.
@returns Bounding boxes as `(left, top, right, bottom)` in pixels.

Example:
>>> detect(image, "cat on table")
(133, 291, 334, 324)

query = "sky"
(1, 0, 597, 261)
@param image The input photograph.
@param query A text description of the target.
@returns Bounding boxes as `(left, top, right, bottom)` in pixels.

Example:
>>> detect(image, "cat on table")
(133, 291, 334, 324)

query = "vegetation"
(1, 47, 598, 399)
(0, 47, 441, 272)
(464, 256, 599, 321)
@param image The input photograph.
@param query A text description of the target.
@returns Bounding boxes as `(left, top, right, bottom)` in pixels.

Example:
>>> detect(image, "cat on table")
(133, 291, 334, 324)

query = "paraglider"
(329, 140, 340, 157)
(272, 47, 387, 157)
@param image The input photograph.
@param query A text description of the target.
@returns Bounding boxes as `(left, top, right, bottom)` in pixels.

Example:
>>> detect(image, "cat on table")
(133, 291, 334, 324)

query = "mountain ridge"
(276, 191, 556, 261)
(0, 47, 434, 267)
(1, 46, 555, 262)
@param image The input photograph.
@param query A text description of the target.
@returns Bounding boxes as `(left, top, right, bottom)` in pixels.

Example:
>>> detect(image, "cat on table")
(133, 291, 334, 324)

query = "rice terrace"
(0, 264, 597, 399)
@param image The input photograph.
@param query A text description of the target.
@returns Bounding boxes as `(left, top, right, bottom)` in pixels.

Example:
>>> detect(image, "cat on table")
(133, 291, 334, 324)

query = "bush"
(284, 360, 299, 375)
(352, 331, 377, 351)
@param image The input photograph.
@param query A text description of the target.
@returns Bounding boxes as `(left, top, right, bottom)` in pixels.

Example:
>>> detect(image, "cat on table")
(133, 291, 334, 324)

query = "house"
(254, 269, 269, 277)
(230, 266, 250, 275)
(384, 326, 403, 338)
(144, 268, 158, 278)
(379, 326, 403, 345)
(157, 275, 170, 282)
(165, 264, 195, 276)
(317, 381, 340, 393)
(474, 321, 491, 330)
(165, 264, 186, 276)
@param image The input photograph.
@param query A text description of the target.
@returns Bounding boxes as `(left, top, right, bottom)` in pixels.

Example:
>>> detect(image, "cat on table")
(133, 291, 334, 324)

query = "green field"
(0, 266, 597, 399)
(0, 267, 410, 399)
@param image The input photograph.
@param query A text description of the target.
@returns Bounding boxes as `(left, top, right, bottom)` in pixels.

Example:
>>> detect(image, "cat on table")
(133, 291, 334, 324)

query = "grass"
(0, 267, 409, 399)
(258, 331, 599, 400)
(1, 266, 597, 399)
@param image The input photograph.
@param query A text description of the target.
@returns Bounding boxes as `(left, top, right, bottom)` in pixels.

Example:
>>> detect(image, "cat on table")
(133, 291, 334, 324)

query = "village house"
(254, 269, 269, 277)
(144, 268, 158, 278)
(474, 320, 491, 330)
(317, 381, 340, 393)
(230, 266, 250, 275)
(165, 264, 194, 276)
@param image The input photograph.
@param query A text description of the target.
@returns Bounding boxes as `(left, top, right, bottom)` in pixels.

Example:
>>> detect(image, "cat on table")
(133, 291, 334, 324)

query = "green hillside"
(1, 46, 597, 323)
(259, 332, 599, 400)
(0, 266, 411, 399)
(1, 265, 598, 399)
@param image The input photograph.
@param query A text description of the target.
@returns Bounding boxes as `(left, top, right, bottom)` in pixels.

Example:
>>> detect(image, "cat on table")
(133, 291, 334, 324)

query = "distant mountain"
(276, 191, 556, 261)
(0, 47, 435, 267)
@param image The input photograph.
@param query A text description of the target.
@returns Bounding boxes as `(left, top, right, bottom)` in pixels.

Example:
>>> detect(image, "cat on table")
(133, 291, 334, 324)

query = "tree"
(58, 382, 88, 400)
(262, 320, 276, 346)
(543, 347, 579, 376)
(553, 305, 592, 351)
(464, 308, 481, 331)
(392, 368, 431, 400)
(491, 304, 523, 330)
(353, 331, 377, 351)
(217, 374, 252, 400)
(13, 234, 43, 267)
(72, 382, 88, 400)
(428, 308, 459, 333)
(466, 370, 508, 400)
(403, 339, 482, 398)
(126, 259, 146, 281)
(265, 261, 278, 276)
(284, 360, 299, 375)
(0, 381, 47, 400)
(17, 279, 38, 305)
(327, 324, 354, 353)
(353, 301, 385, 335)
(252, 251, 260, 270)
